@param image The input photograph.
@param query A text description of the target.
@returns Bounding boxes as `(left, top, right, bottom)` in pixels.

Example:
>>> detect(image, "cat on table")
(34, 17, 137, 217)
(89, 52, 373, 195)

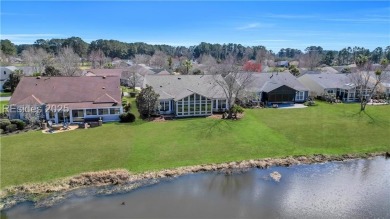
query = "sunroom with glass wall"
(175, 93, 213, 117)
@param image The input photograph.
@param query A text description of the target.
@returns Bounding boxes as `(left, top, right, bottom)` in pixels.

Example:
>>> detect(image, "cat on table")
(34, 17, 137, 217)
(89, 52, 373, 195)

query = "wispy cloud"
(236, 23, 261, 30)
(236, 22, 274, 30)
(0, 34, 63, 44)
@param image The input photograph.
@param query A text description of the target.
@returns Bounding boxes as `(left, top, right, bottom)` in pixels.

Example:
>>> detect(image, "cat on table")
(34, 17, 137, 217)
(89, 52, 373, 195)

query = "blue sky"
(1, 1, 389, 51)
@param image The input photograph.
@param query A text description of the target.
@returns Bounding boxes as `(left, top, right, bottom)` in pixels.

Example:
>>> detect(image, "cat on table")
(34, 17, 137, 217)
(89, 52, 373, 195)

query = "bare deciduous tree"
(133, 54, 151, 65)
(349, 55, 389, 111)
(56, 47, 80, 76)
(22, 47, 53, 73)
(299, 50, 321, 70)
(213, 63, 253, 119)
(198, 54, 218, 74)
(149, 51, 167, 68)
(89, 49, 106, 69)
(122, 70, 143, 91)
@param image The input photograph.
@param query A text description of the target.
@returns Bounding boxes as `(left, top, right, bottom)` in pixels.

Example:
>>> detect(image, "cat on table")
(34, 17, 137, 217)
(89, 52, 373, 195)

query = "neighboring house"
(297, 73, 361, 102)
(243, 72, 309, 104)
(276, 61, 289, 68)
(9, 76, 123, 123)
(83, 68, 124, 77)
(83, 68, 128, 86)
(143, 75, 228, 117)
(0, 66, 17, 91)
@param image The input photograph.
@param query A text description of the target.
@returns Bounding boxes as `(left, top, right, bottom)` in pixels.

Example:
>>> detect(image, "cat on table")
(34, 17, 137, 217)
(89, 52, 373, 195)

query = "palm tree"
(184, 59, 192, 74)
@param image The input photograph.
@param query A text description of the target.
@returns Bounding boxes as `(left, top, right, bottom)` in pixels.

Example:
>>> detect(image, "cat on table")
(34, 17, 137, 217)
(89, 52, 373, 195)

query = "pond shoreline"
(1, 152, 388, 210)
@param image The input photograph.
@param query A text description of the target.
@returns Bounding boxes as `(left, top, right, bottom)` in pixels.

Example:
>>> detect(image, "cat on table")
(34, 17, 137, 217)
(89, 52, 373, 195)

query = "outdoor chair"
(62, 122, 69, 130)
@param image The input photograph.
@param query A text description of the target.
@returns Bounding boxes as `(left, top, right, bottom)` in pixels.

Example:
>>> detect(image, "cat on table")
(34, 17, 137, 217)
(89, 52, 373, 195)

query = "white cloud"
(236, 23, 261, 30)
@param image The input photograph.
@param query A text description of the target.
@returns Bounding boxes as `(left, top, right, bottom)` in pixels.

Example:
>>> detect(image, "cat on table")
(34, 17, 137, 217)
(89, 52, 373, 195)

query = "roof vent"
(102, 87, 105, 89)
(102, 76, 106, 79)
(36, 76, 41, 79)
(178, 77, 181, 80)
(160, 85, 162, 87)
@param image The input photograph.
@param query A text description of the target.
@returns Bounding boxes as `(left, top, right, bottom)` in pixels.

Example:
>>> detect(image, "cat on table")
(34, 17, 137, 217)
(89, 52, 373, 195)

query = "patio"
(42, 125, 79, 134)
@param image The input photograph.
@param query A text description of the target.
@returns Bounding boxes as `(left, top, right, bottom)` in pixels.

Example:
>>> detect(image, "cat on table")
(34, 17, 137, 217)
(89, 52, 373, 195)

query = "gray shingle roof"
(300, 73, 355, 90)
(245, 72, 308, 92)
(143, 75, 226, 100)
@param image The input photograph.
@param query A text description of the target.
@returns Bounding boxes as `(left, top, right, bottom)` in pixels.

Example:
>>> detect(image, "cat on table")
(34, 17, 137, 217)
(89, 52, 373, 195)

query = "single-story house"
(9, 76, 123, 123)
(243, 72, 309, 105)
(143, 75, 228, 117)
(276, 61, 289, 68)
(297, 73, 368, 102)
(0, 66, 18, 91)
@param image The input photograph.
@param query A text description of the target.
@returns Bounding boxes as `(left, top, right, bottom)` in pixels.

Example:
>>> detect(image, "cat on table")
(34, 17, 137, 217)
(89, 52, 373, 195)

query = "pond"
(2, 157, 390, 218)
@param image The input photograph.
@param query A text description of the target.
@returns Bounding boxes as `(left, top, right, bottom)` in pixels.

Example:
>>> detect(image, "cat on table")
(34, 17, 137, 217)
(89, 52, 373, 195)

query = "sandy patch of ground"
(41, 125, 79, 134)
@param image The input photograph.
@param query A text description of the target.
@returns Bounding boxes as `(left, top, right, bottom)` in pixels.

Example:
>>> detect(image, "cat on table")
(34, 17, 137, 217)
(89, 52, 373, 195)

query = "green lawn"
(1, 102, 389, 188)
(0, 92, 11, 97)
(0, 101, 9, 113)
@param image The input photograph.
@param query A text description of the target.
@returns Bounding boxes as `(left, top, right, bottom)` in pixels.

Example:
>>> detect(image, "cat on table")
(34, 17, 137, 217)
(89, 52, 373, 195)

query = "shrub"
(304, 100, 317, 106)
(119, 112, 136, 123)
(10, 119, 26, 130)
(5, 124, 17, 133)
(0, 119, 11, 130)
(123, 103, 132, 112)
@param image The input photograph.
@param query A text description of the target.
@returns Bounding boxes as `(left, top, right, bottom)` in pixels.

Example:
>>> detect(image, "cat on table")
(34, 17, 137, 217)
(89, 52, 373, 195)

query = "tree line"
(2, 37, 389, 65)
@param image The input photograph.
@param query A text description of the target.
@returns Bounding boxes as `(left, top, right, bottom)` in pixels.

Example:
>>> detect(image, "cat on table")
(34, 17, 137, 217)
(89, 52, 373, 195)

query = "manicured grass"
(0, 101, 9, 113)
(1, 102, 389, 188)
(0, 92, 11, 97)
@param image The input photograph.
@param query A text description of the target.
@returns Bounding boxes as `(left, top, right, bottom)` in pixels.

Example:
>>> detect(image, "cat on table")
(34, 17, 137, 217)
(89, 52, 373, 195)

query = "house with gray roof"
(297, 73, 360, 102)
(0, 66, 18, 91)
(143, 75, 228, 117)
(243, 72, 309, 105)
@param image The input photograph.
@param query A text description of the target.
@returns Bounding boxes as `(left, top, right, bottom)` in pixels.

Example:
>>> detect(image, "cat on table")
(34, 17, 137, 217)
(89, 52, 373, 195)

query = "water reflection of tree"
(204, 172, 255, 198)
(340, 159, 373, 181)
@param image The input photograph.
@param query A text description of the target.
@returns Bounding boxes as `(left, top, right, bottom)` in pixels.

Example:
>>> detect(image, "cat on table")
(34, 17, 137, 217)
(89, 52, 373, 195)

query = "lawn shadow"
(349, 110, 387, 127)
(190, 119, 232, 138)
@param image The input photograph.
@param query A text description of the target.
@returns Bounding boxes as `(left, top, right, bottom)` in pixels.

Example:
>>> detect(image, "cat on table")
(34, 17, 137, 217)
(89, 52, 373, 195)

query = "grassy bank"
(0, 100, 9, 113)
(0, 92, 11, 97)
(1, 102, 389, 188)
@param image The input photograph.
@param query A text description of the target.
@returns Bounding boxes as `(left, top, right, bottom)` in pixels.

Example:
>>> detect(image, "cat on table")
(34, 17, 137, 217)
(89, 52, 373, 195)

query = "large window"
(48, 110, 55, 121)
(296, 91, 304, 101)
(98, 108, 109, 115)
(72, 109, 84, 122)
(110, 108, 121, 115)
(86, 109, 97, 115)
(176, 94, 211, 116)
(213, 99, 227, 110)
(72, 109, 84, 118)
(159, 101, 170, 112)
